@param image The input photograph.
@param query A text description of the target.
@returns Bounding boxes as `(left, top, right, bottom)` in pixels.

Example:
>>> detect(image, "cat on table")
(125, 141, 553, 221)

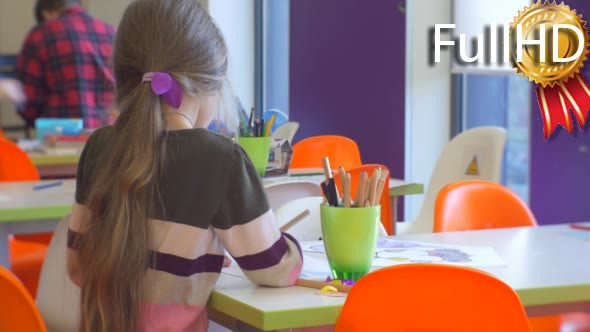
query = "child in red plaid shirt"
(16, 0, 116, 129)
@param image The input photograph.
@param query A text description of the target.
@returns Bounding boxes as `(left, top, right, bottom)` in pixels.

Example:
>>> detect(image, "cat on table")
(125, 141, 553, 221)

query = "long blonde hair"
(77, 1, 228, 331)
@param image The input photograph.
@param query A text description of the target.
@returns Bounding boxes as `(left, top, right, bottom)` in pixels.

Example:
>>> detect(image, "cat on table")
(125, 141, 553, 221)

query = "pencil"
(248, 107, 254, 130)
(344, 173, 352, 207)
(280, 209, 310, 232)
(295, 278, 352, 293)
(355, 171, 367, 207)
(265, 113, 276, 137)
(368, 169, 381, 206)
(322, 156, 332, 182)
(321, 181, 331, 204)
(328, 178, 340, 207)
(374, 169, 389, 206)
(338, 166, 347, 205)
(34, 181, 63, 190)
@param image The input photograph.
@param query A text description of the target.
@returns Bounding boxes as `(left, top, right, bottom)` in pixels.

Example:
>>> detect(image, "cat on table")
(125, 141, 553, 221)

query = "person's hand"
(223, 255, 232, 267)
(0, 79, 26, 104)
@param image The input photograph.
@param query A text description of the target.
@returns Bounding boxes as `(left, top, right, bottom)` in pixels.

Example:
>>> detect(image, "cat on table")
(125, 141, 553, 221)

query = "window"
(255, 0, 289, 120)
(454, 74, 531, 201)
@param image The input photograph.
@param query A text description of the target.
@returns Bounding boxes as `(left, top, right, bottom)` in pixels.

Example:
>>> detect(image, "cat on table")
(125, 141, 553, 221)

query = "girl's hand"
(223, 255, 231, 267)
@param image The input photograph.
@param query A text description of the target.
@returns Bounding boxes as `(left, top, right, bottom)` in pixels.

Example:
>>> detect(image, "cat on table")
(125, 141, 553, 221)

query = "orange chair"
(0, 139, 40, 181)
(0, 139, 51, 297)
(434, 180, 536, 232)
(333, 164, 393, 235)
(335, 264, 531, 332)
(0, 266, 47, 332)
(290, 135, 362, 170)
(434, 180, 590, 332)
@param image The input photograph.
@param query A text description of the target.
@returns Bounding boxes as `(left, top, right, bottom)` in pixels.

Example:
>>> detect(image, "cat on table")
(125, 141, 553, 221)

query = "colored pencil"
(280, 209, 310, 232)
(295, 278, 352, 293)
(264, 113, 277, 137)
(570, 224, 590, 231)
(355, 171, 367, 207)
(34, 181, 63, 190)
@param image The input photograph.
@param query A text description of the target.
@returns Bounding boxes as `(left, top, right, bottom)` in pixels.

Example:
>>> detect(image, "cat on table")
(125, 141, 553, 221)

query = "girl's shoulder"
(165, 128, 243, 164)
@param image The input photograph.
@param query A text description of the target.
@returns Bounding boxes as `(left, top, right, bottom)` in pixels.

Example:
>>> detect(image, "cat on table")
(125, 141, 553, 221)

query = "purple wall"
(289, 0, 406, 218)
(530, 0, 590, 225)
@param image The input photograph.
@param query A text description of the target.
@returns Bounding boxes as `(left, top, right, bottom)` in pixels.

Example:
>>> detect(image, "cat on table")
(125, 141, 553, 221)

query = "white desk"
(0, 180, 75, 266)
(263, 175, 423, 197)
(263, 175, 424, 234)
(0, 176, 422, 267)
(209, 224, 590, 331)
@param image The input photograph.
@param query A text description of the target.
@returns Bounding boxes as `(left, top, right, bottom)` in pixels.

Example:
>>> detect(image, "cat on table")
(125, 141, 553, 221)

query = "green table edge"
(389, 183, 424, 196)
(30, 154, 80, 166)
(0, 206, 71, 223)
(209, 282, 590, 330)
(209, 289, 342, 331)
(517, 283, 590, 307)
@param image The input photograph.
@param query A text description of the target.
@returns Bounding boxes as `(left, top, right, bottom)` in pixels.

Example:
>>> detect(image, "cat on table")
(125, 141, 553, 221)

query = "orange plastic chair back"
(290, 135, 362, 170)
(335, 264, 531, 332)
(0, 266, 47, 332)
(0, 139, 40, 181)
(433, 180, 590, 331)
(333, 164, 393, 235)
(434, 180, 537, 232)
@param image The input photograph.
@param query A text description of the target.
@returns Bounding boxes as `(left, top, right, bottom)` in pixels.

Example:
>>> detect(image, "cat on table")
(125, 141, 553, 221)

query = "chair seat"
(10, 239, 49, 297)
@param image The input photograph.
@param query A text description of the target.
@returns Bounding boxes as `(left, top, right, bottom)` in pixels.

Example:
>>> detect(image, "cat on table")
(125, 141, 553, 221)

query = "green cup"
(320, 205, 380, 281)
(237, 137, 271, 177)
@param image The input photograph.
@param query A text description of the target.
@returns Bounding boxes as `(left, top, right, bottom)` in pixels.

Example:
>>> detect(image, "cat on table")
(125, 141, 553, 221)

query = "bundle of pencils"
(239, 107, 277, 137)
(320, 156, 388, 208)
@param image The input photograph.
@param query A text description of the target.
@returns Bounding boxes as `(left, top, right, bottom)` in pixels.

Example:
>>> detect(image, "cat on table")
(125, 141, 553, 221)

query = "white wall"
(208, 0, 255, 112)
(0, 0, 36, 53)
(0, 0, 36, 136)
(404, 0, 452, 221)
(84, 0, 133, 26)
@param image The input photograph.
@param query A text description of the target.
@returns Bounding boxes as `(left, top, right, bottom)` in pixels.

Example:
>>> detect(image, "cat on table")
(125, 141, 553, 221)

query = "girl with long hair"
(66, 1, 303, 331)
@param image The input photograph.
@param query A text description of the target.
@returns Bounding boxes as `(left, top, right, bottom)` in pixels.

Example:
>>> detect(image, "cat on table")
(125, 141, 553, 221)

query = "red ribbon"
(536, 73, 590, 139)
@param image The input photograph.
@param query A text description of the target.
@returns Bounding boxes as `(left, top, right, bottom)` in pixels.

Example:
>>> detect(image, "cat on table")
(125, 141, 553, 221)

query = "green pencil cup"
(320, 205, 380, 281)
(237, 137, 271, 177)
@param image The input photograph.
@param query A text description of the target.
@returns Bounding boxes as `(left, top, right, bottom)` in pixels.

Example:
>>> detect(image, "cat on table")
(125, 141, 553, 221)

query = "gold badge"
(511, 1, 590, 138)
(511, 1, 590, 87)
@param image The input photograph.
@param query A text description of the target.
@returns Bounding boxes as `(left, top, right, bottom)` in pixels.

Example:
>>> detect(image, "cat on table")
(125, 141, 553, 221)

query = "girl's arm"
(214, 210, 303, 287)
(66, 203, 90, 286)
(212, 145, 303, 286)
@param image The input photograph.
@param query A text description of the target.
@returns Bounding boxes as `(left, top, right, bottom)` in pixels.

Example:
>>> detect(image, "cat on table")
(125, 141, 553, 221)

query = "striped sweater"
(67, 127, 303, 331)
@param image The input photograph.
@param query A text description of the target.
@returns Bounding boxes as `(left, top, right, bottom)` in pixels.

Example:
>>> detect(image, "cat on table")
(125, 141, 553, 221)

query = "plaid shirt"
(16, 6, 116, 129)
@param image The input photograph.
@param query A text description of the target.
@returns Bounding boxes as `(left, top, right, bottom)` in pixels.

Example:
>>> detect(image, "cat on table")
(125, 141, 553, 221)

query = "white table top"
(0, 180, 75, 222)
(0, 180, 75, 208)
(263, 174, 419, 190)
(210, 224, 590, 330)
(0, 174, 421, 223)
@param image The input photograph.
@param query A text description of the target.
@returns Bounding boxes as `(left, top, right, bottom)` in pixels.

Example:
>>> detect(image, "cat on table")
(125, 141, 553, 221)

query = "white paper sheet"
(221, 252, 333, 280)
(300, 238, 506, 268)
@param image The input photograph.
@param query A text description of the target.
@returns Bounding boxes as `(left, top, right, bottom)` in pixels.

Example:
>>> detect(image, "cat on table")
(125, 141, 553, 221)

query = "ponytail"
(78, 84, 163, 332)
(75, 0, 230, 329)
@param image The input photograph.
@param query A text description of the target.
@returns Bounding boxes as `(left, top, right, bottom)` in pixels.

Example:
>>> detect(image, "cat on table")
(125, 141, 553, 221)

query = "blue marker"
(34, 181, 63, 190)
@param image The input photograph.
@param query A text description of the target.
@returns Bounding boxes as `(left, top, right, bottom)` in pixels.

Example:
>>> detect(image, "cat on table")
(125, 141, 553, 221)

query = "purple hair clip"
(142, 72, 183, 108)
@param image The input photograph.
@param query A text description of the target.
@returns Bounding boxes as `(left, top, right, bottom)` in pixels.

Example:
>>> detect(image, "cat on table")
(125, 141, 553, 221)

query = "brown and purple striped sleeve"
(212, 145, 303, 286)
